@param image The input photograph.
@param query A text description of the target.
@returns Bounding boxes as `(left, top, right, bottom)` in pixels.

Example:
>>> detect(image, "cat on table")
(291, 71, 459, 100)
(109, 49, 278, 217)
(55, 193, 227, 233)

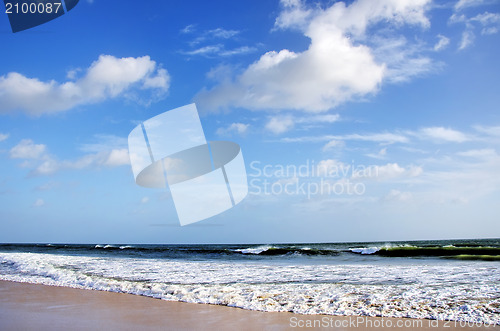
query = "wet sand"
(0, 281, 498, 330)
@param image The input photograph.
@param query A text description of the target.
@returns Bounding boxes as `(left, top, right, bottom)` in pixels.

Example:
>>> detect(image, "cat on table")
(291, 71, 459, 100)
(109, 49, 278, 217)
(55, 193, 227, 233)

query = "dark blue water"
(0, 238, 498, 262)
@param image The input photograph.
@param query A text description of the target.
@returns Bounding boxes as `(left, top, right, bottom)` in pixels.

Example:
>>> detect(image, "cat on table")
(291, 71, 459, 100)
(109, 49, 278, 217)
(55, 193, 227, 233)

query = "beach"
(1, 281, 498, 331)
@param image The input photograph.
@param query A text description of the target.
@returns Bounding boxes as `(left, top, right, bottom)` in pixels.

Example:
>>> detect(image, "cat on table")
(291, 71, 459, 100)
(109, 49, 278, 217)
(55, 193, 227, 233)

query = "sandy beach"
(0, 281, 497, 331)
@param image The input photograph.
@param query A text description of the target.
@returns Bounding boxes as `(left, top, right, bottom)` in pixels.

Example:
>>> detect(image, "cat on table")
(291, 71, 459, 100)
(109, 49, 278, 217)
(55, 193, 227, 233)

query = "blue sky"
(0, 0, 499, 244)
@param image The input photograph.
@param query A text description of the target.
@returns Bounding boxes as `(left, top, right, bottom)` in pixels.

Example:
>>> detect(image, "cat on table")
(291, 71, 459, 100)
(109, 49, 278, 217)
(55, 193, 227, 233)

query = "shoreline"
(1, 280, 498, 330)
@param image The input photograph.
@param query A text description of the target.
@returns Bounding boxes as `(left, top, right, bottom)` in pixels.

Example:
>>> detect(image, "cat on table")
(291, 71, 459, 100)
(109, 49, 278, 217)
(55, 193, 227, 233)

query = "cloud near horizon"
(9, 136, 130, 176)
(0, 55, 170, 116)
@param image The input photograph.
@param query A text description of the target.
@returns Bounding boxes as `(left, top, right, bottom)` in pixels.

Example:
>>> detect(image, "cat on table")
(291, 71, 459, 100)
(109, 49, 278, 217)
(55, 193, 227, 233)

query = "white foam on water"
(234, 245, 273, 254)
(350, 247, 380, 255)
(0, 252, 498, 325)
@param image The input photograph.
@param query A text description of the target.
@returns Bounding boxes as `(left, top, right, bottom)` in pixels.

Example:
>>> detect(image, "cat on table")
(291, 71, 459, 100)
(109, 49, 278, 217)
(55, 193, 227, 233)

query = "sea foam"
(0, 252, 498, 325)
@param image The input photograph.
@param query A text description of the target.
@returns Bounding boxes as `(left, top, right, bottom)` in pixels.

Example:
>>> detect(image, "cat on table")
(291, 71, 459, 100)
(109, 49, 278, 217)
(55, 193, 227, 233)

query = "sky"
(0, 0, 499, 244)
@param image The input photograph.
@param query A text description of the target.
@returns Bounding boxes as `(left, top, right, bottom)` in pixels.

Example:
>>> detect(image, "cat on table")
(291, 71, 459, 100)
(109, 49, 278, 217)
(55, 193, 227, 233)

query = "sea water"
(0, 239, 499, 325)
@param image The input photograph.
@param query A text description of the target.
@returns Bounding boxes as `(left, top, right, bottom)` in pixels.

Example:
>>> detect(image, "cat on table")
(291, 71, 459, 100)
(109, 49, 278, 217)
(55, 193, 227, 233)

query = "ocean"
(0, 239, 499, 325)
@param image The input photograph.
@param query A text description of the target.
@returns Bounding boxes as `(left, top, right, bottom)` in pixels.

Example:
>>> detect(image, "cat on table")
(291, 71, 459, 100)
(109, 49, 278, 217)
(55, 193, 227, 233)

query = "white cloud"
(66, 68, 81, 80)
(473, 125, 500, 136)
(322, 140, 345, 151)
(216, 123, 249, 136)
(472, 12, 500, 34)
(449, 13, 467, 24)
(366, 147, 387, 159)
(353, 162, 423, 180)
(0, 133, 9, 142)
(184, 45, 256, 57)
(434, 34, 450, 51)
(459, 28, 476, 50)
(418, 127, 469, 142)
(196, 0, 432, 113)
(10, 139, 47, 159)
(343, 133, 409, 144)
(315, 159, 422, 181)
(9, 136, 130, 176)
(455, 0, 487, 11)
(141, 196, 150, 204)
(35, 181, 59, 191)
(299, 114, 340, 124)
(450, 10, 500, 50)
(316, 159, 350, 177)
(33, 198, 45, 207)
(30, 148, 131, 176)
(283, 132, 409, 144)
(384, 189, 413, 202)
(184, 44, 223, 56)
(266, 116, 295, 134)
(472, 12, 500, 25)
(457, 148, 497, 158)
(264, 113, 340, 134)
(181, 27, 256, 58)
(219, 46, 258, 57)
(274, 0, 313, 31)
(0, 55, 170, 116)
(413, 148, 500, 202)
(181, 24, 196, 34)
(372, 37, 434, 83)
(187, 28, 236, 46)
(207, 28, 240, 39)
(79, 134, 127, 153)
(481, 26, 499, 34)
(33, 159, 59, 176)
(103, 149, 130, 167)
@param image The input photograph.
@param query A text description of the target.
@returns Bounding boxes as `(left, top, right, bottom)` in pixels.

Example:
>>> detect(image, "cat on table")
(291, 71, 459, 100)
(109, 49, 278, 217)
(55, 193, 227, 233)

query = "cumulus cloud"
(0, 55, 170, 116)
(196, 0, 432, 113)
(274, 0, 313, 31)
(0, 133, 9, 142)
